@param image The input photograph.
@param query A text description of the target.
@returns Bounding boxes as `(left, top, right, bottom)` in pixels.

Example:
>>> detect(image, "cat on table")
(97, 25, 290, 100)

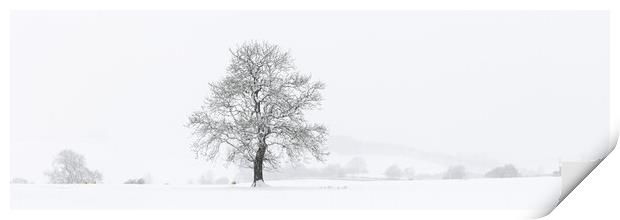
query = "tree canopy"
(45, 149, 102, 184)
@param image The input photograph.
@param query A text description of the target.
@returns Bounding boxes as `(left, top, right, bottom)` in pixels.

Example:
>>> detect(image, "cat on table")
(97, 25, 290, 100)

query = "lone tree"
(45, 149, 103, 184)
(188, 41, 328, 187)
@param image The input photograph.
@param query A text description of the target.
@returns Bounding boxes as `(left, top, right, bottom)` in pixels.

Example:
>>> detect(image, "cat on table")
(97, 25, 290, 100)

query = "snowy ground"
(11, 177, 560, 210)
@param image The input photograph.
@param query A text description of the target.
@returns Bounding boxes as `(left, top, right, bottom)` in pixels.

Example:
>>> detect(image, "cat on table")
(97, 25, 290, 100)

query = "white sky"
(11, 11, 609, 184)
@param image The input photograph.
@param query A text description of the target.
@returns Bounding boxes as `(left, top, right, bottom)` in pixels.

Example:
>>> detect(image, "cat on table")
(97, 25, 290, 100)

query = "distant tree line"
(12, 149, 558, 185)
(187, 171, 233, 185)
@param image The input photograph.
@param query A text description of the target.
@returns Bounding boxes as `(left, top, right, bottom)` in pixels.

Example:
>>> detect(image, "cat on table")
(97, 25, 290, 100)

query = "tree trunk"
(252, 145, 267, 187)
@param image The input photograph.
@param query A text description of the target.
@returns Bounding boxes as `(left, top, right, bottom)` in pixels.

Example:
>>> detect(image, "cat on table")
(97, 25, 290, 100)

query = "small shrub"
(322, 164, 346, 178)
(215, 177, 229, 184)
(11, 178, 30, 184)
(403, 167, 415, 180)
(344, 157, 368, 176)
(198, 171, 214, 185)
(384, 165, 402, 179)
(485, 164, 521, 178)
(124, 178, 146, 184)
(443, 165, 466, 179)
(552, 168, 561, 177)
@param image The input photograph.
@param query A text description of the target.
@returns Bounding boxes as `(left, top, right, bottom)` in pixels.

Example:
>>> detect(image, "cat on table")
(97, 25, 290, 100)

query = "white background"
(1, 0, 618, 220)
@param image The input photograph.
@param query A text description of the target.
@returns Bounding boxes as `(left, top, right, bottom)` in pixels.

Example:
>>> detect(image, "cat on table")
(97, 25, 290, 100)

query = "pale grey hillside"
(327, 135, 500, 172)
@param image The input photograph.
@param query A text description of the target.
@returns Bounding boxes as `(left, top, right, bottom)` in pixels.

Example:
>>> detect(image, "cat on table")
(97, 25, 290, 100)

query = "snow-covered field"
(11, 177, 560, 210)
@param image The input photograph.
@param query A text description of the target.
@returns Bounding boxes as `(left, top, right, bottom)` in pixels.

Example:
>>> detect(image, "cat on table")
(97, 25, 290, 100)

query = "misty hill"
(327, 135, 499, 172)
